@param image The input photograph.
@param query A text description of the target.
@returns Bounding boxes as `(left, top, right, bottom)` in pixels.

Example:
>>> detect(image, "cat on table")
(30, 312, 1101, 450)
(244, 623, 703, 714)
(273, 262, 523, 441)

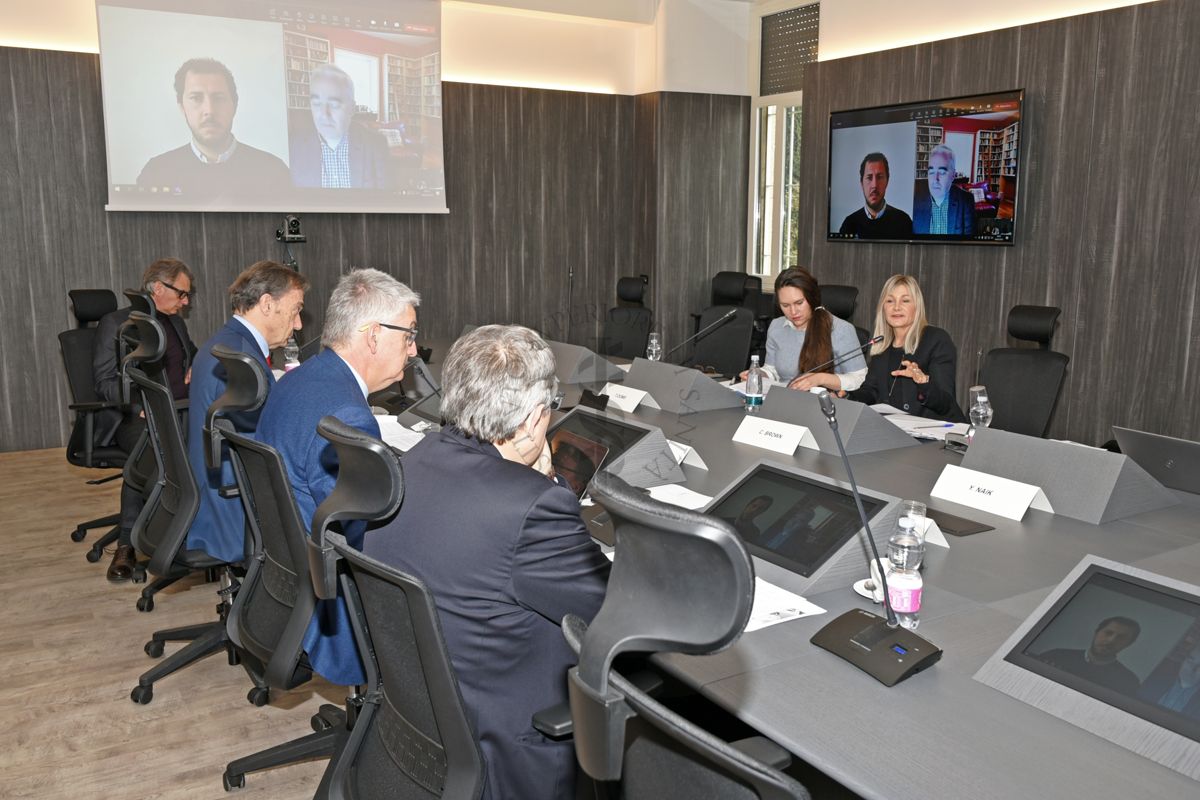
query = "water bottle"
(283, 335, 301, 372)
(745, 355, 764, 414)
(967, 384, 993, 441)
(888, 566, 923, 630)
(646, 332, 662, 362)
(887, 516, 924, 571)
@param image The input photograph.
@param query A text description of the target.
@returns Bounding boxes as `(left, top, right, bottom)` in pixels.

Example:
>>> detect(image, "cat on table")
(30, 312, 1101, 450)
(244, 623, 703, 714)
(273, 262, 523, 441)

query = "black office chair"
(301, 417, 485, 800)
(820, 284, 871, 348)
(685, 305, 755, 377)
(60, 289, 126, 548)
(125, 314, 248, 703)
(562, 470, 810, 799)
(978, 305, 1070, 437)
(124, 287, 156, 317)
(600, 275, 653, 359)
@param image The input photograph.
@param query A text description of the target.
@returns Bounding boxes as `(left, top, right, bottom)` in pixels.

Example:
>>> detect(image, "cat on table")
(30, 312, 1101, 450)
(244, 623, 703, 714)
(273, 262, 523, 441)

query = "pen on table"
(914, 423, 954, 429)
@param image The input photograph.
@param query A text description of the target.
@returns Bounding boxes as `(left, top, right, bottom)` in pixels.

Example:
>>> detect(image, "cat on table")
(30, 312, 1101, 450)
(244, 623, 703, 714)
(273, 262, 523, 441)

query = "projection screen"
(96, 0, 446, 213)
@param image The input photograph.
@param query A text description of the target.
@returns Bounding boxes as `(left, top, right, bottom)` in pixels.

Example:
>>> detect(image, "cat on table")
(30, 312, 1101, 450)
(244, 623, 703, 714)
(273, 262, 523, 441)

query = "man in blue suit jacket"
(257, 268, 420, 686)
(913, 144, 976, 236)
(186, 261, 309, 563)
(364, 325, 611, 800)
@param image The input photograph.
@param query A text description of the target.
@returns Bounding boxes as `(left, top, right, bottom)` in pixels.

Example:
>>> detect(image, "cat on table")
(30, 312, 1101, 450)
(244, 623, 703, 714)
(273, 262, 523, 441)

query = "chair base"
(82, 526, 120, 562)
(223, 707, 348, 792)
(72, 512, 119, 543)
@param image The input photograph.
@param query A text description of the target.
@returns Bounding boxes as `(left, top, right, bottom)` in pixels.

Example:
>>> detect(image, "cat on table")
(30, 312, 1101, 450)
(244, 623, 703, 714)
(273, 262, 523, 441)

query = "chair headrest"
(1007, 305, 1061, 347)
(308, 416, 405, 599)
(68, 289, 117, 325)
(124, 289, 156, 317)
(579, 470, 755, 693)
(205, 345, 272, 470)
(616, 276, 646, 304)
(711, 271, 754, 306)
(819, 284, 858, 321)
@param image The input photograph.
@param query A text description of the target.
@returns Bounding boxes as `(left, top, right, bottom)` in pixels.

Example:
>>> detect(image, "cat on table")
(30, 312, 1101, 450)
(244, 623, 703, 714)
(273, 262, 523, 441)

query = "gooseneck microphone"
(800, 335, 884, 377)
(809, 388, 943, 686)
(817, 389, 897, 628)
(663, 308, 739, 360)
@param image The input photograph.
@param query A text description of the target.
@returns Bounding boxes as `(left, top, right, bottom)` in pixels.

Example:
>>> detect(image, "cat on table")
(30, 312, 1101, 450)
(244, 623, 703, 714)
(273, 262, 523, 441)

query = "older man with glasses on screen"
(913, 144, 976, 236)
(288, 64, 393, 190)
(255, 267, 419, 688)
(92, 257, 199, 581)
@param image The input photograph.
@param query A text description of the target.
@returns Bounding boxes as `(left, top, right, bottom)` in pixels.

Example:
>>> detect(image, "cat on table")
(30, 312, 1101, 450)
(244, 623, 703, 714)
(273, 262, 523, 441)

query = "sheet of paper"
(870, 403, 905, 415)
(376, 416, 425, 452)
(646, 483, 713, 510)
(745, 578, 826, 632)
(883, 413, 970, 441)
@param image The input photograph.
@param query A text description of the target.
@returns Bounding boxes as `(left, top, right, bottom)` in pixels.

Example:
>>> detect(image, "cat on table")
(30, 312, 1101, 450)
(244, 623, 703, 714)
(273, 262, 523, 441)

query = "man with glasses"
(256, 268, 419, 687)
(92, 257, 199, 581)
(913, 144, 976, 236)
(288, 64, 392, 190)
(185, 260, 310, 563)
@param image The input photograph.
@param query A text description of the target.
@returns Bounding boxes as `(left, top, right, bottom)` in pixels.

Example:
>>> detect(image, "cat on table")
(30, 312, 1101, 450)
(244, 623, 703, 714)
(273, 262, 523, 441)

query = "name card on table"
(732, 415, 817, 456)
(931, 464, 1054, 521)
(668, 439, 709, 470)
(601, 382, 660, 413)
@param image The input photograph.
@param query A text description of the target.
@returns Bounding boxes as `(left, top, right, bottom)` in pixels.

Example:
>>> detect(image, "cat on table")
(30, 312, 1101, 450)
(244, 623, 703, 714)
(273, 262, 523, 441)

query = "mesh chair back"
(59, 327, 125, 467)
(124, 288, 156, 317)
(308, 417, 405, 600)
(688, 306, 754, 376)
(125, 314, 201, 575)
(565, 471, 808, 798)
(69, 289, 118, 327)
(979, 305, 1069, 437)
(205, 345, 271, 470)
(601, 307, 653, 359)
(222, 428, 316, 688)
(328, 544, 484, 800)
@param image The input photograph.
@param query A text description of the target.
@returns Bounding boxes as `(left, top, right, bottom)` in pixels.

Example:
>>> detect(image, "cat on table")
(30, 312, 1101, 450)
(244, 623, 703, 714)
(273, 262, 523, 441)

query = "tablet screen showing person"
(549, 429, 609, 499)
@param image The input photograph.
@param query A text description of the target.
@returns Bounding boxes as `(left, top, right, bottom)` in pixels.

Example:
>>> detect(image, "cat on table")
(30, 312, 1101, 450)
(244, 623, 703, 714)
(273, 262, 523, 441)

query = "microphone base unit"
(810, 608, 943, 687)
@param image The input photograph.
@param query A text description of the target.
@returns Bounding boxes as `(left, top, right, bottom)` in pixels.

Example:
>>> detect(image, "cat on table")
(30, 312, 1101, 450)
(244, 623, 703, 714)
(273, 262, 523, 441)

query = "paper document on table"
(884, 413, 970, 441)
(729, 379, 788, 397)
(745, 578, 826, 632)
(646, 483, 713, 510)
(376, 416, 425, 452)
(870, 403, 905, 415)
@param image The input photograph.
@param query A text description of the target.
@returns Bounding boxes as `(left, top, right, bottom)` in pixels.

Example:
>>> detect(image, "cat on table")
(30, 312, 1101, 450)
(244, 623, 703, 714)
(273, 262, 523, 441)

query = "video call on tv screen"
(1004, 566, 1200, 744)
(96, 0, 446, 213)
(827, 90, 1024, 245)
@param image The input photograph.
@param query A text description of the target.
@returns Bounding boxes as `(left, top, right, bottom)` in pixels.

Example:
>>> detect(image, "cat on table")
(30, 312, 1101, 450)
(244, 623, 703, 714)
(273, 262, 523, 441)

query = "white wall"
(817, 0, 1162, 61)
(654, 0, 751, 95)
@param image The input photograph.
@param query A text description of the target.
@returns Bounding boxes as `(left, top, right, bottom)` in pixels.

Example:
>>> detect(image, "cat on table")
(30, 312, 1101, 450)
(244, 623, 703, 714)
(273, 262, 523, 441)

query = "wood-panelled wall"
(0, 45, 748, 452)
(796, 0, 1200, 445)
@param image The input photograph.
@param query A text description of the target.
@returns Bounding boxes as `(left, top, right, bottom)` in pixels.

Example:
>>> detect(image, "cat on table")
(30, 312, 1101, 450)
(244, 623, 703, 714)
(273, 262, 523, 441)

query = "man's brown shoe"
(107, 544, 137, 582)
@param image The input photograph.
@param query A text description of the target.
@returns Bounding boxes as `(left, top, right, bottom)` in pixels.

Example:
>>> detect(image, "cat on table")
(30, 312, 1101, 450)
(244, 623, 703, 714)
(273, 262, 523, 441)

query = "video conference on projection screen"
(96, 0, 447, 214)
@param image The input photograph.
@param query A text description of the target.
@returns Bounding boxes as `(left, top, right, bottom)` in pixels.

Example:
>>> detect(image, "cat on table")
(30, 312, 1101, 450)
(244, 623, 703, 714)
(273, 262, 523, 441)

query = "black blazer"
(363, 427, 610, 800)
(851, 325, 965, 422)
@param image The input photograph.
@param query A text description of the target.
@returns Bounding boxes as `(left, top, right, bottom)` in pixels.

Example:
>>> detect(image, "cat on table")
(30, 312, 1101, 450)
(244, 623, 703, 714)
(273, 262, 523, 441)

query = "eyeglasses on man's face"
(360, 321, 419, 346)
(160, 280, 193, 301)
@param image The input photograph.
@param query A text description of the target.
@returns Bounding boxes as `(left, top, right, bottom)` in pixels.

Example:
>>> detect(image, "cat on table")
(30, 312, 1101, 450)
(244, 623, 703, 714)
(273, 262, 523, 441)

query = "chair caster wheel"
(144, 640, 165, 658)
(85, 548, 102, 563)
(136, 596, 154, 613)
(71, 528, 87, 542)
(227, 647, 241, 667)
(223, 772, 245, 791)
(247, 687, 269, 707)
(130, 684, 153, 704)
(311, 714, 333, 732)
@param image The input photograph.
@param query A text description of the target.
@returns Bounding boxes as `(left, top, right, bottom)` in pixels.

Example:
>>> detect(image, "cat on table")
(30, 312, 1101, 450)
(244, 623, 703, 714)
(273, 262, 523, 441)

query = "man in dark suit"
(256, 268, 419, 686)
(364, 325, 611, 800)
(137, 58, 290, 202)
(288, 64, 393, 189)
(912, 144, 976, 235)
(185, 261, 309, 563)
(1037, 616, 1143, 695)
(92, 257, 197, 581)
(1138, 642, 1200, 719)
(838, 152, 913, 239)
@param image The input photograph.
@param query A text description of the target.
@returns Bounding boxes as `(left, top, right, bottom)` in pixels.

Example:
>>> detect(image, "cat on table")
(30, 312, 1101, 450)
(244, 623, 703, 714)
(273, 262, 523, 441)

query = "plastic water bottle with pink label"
(887, 515, 924, 629)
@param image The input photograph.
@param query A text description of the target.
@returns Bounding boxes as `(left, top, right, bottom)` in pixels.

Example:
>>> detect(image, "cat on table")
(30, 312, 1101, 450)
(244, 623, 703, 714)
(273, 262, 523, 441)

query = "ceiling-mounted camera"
(275, 214, 306, 243)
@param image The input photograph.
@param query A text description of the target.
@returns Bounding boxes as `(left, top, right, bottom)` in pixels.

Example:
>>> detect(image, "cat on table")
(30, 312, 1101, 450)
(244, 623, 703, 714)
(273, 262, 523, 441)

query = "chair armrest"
(218, 485, 240, 499)
(729, 736, 792, 770)
(530, 668, 665, 741)
(69, 400, 119, 412)
(173, 398, 190, 411)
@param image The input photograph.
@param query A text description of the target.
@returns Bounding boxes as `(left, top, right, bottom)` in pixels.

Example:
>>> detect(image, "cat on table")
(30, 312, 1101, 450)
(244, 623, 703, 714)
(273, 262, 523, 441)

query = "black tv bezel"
(705, 461, 886, 579)
(1003, 564, 1200, 744)
(826, 88, 1026, 247)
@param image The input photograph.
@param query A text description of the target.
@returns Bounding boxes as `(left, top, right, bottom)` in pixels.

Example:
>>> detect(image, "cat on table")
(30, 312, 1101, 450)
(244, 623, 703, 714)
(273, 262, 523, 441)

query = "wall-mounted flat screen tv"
(827, 90, 1024, 245)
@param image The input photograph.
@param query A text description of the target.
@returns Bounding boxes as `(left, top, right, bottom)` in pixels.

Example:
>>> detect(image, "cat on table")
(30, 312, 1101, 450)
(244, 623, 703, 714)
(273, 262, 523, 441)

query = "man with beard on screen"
(839, 152, 913, 239)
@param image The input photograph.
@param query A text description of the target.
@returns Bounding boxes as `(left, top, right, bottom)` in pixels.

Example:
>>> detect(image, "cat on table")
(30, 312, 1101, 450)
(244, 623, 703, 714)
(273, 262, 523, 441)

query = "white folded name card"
(668, 439, 709, 470)
(732, 415, 817, 455)
(601, 383, 660, 413)
(931, 464, 1054, 521)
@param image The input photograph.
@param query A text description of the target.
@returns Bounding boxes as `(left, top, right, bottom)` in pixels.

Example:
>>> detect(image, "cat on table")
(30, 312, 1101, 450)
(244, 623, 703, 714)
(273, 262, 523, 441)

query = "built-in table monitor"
(706, 462, 885, 580)
(1003, 564, 1200, 744)
(548, 407, 650, 466)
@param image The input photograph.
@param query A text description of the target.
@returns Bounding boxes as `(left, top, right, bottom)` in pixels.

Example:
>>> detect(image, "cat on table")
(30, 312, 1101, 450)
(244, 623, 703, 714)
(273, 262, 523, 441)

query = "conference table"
(388, 348, 1200, 799)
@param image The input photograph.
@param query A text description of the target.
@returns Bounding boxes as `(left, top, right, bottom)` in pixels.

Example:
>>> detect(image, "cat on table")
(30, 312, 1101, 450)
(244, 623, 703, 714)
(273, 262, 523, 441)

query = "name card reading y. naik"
(930, 463, 1053, 521)
(732, 415, 817, 456)
(601, 382, 660, 413)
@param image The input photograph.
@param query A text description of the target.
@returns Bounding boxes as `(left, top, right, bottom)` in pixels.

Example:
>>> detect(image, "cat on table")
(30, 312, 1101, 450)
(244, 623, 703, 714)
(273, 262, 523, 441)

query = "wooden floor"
(0, 449, 341, 799)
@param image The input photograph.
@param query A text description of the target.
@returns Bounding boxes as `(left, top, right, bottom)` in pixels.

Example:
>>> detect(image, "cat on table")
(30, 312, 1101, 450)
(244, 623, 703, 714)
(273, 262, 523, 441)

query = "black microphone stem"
(664, 309, 737, 360)
(821, 392, 898, 628)
(800, 335, 883, 378)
